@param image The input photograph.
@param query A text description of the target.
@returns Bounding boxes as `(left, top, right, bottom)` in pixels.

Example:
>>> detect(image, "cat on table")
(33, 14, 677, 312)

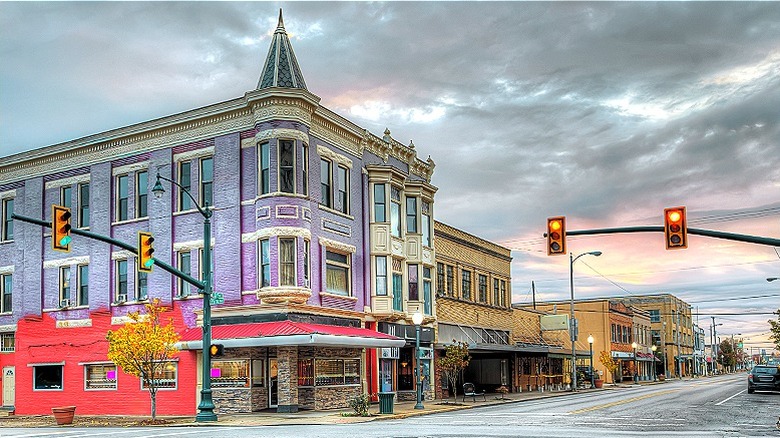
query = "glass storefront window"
(308, 358, 361, 386)
(211, 360, 250, 388)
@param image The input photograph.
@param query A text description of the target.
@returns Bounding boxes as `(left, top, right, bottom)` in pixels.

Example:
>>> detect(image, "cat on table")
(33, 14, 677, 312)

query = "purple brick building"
(0, 11, 437, 415)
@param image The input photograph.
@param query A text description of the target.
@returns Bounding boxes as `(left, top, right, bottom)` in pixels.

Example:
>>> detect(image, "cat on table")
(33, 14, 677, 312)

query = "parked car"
(747, 365, 780, 393)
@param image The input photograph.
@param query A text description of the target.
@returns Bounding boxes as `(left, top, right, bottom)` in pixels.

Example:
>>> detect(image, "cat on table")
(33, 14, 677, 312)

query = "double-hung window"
(279, 140, 295, 193)
(446, 265, 454, 297)
(303, 239, 310, 288)
(493, 279, 500, 306)
(436, 263, 445, 296)
(116, 175, 129, 221)
(1, 198, 13, 241)
(177, 251, 191, 297)
(279, 238, 296, 286)
(461, 270, 472, 301)
(373, 184, 386, 222)
(259, 239, 270, 288)
(116, 260, 128, 302)
(375, 256, 387, 296)
(200, 157, 214, 207)
(136, 170, 148, 218)
(500, 280, 507, 306)
(325, 250, 350, 296)
(259, 142, 270, 195)
(59, 266, 70, 306)
(337, 166, 348, 214)
(0, 274, 11, 313)
(77, 265, 89, 307)
(320, 159, 332, 208)
(178, 161, 192, 211)
(78, 183, 89, 228)
(423, 267, 432, 315)
(390, 187, 401, 237)
(408, 264, 419, 301)
(137, 270, 148, 301)
(302, 144, 309, 196)
(478, 274, 487, 303)
(61, 186, 72, 210)
(0, 332, 14, 352)
(421, 201, 431, 246)
(406, 197, 417, 233)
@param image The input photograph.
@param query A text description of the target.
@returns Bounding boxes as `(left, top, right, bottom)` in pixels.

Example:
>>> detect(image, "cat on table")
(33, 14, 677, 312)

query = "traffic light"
(664, 206, 688, 250)
(138, 231, 155, 273)
(547, 216, 566, 256)
(52, 205, 72, 252)
(209, 343, 224, 358)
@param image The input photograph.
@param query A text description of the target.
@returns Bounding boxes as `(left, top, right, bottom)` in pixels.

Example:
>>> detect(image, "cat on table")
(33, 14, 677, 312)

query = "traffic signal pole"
(558, 225, 780, 248)
(12, 213, 203, 291)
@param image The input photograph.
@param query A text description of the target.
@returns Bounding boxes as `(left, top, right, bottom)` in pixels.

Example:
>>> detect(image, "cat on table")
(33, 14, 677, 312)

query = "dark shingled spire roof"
(257, 9, 307, 90)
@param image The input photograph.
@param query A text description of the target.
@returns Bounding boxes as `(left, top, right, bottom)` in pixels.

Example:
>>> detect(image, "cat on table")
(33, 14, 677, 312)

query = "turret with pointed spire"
(257, 9, 307, 90)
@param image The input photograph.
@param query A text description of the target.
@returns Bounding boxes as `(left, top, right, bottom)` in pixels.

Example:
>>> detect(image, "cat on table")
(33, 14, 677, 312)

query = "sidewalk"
(0, 383, 649, 428)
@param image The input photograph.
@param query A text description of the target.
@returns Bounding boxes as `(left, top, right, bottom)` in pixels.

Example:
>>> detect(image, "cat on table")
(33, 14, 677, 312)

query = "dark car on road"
(747, 365, 780, 393)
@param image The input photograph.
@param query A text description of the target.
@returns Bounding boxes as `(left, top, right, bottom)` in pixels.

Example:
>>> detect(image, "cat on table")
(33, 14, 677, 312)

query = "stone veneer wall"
(211, 346, 270, 413)
(297, 346, 364, 410)
(212, 388, 252, 414)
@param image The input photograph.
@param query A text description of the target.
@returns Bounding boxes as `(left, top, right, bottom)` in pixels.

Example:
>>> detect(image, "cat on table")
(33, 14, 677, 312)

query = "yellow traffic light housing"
(138, 231, 155, 273)
(52, 205, 72, 252)
(664, 206, 688, 250)
(209, 343, 224, 358)
(547, 216, 566, 256)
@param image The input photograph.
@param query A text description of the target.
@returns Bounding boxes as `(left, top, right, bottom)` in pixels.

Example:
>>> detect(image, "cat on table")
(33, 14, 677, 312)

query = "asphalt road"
(3, 374, 778, 438)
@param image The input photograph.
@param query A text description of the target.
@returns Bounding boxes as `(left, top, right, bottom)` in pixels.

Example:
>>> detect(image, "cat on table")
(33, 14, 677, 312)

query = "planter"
(658, 374, 666, 381)
(593, 379, 604, 388)
(51, 406, 76, 425)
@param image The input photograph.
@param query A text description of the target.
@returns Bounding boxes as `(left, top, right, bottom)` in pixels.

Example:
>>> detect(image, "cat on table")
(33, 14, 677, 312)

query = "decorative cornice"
(173, 146, 215, 162)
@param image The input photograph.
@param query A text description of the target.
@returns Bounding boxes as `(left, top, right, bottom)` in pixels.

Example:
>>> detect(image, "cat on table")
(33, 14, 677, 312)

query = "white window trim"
(277, 236, 298, 287)
(44, 175, 90, 190)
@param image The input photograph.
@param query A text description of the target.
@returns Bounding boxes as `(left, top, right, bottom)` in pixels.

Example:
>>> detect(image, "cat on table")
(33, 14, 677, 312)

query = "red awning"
(178, 320, 405, 349)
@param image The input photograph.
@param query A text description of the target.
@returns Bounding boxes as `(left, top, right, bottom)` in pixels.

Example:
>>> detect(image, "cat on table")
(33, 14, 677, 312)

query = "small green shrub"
(348, 393, 371, 417)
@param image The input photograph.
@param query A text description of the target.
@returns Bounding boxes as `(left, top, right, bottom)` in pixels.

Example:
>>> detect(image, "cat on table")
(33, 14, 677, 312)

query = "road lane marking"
(569, 389, 680, 414)
(714, 389, 745, 405)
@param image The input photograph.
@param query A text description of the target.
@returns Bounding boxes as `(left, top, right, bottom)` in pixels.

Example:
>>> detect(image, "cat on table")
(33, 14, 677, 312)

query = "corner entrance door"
(269, 359, 278, 408)
(2, 367, 14, 407)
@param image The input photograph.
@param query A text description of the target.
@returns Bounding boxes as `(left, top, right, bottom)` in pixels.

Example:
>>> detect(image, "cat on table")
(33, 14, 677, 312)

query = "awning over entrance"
(177, 320, 405, 350)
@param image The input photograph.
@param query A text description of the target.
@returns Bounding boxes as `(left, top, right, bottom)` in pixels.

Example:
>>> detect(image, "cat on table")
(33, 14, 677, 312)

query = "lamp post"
(651, 345, 658, 381)
(412, 311, 425, 410)
(587, 335, 595, 389)
(631, 342, 638, 383)
(152, 173, 217, 422)
(731, 333, 742, 372)
(569, 250, 602, 391)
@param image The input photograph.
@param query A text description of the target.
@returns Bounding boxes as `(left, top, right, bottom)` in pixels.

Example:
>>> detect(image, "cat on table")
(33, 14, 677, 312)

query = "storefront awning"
(177, 320, 405, 350)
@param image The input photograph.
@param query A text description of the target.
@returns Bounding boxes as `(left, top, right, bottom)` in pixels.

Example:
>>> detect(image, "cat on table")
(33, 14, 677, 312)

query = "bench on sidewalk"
(462, 382, 486, 402)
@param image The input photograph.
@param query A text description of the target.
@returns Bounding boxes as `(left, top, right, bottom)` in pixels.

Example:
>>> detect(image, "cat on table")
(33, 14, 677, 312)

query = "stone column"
(277, 346, 299, 413)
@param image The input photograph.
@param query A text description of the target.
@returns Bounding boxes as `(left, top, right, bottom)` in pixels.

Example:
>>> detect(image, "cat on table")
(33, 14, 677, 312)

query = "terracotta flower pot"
(594, 379, 604, 388)
(52, 406, 76, 425)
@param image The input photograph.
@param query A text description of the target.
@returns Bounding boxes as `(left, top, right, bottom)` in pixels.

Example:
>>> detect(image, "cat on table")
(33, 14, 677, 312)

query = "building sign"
(540, 314, 569, 331)
(418, 347, 433, 360)
(380, 347, 399, 359)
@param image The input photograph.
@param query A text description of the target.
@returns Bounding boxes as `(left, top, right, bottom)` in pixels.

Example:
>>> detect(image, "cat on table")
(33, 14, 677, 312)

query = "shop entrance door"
(269, 359, 278, 408)
(380, 359, 393, 392)
(2, 366, 14, 406)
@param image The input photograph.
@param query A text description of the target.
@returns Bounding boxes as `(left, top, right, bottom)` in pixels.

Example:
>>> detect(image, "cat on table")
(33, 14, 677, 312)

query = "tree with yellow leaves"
(106, 298, 180, 420)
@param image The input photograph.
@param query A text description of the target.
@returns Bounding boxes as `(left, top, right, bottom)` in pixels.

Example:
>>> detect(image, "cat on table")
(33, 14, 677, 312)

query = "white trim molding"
(112, 162, 149, 176)
(253, 128, 309, 145)
(0, 190, 16, 200)
(318, 237, 356, 254)
(317, 145, 353, 169)
(43, 256, 90, 270)
(44, 174, 91, 190)
(0, 265, 14, 275)
(173, 240, 205, 252)
(242, 227, 311, 243)
(173, 146, 215, 163)
(111, 250, 134, 261)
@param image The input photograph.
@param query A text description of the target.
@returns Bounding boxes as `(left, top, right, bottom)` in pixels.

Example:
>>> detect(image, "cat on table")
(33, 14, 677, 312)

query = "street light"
(587, 335, 595, 388)
(651, 345, 658, 381)
(570, 250, 602, 391)
(412, 311, 425, 410)
(632, 342, 638, 383)
(152, 173, 217, 422)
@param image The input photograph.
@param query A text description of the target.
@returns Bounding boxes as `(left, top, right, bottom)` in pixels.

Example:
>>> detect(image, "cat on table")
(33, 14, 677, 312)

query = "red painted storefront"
(3, 304, 198, 416)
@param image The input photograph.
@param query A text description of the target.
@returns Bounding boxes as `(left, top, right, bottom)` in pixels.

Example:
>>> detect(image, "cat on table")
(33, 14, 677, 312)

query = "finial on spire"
(277, 9, 285, 31)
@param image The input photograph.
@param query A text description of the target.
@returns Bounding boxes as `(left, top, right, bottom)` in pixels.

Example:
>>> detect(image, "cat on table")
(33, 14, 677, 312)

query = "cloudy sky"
(2, 2, 779, 353)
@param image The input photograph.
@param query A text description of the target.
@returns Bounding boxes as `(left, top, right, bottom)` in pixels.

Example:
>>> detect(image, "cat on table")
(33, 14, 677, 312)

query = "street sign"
(209, 292, 224, 305)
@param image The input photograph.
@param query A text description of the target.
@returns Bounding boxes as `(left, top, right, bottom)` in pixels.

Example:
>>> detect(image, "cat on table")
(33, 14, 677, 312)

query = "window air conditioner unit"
(115, 294, 127, 304)
(59, 299, 70, 308)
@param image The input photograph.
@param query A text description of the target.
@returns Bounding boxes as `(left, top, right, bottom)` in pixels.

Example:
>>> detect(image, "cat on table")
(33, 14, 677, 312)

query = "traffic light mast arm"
(551, 225, 780, 247)
(12, 213, 205, 290)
